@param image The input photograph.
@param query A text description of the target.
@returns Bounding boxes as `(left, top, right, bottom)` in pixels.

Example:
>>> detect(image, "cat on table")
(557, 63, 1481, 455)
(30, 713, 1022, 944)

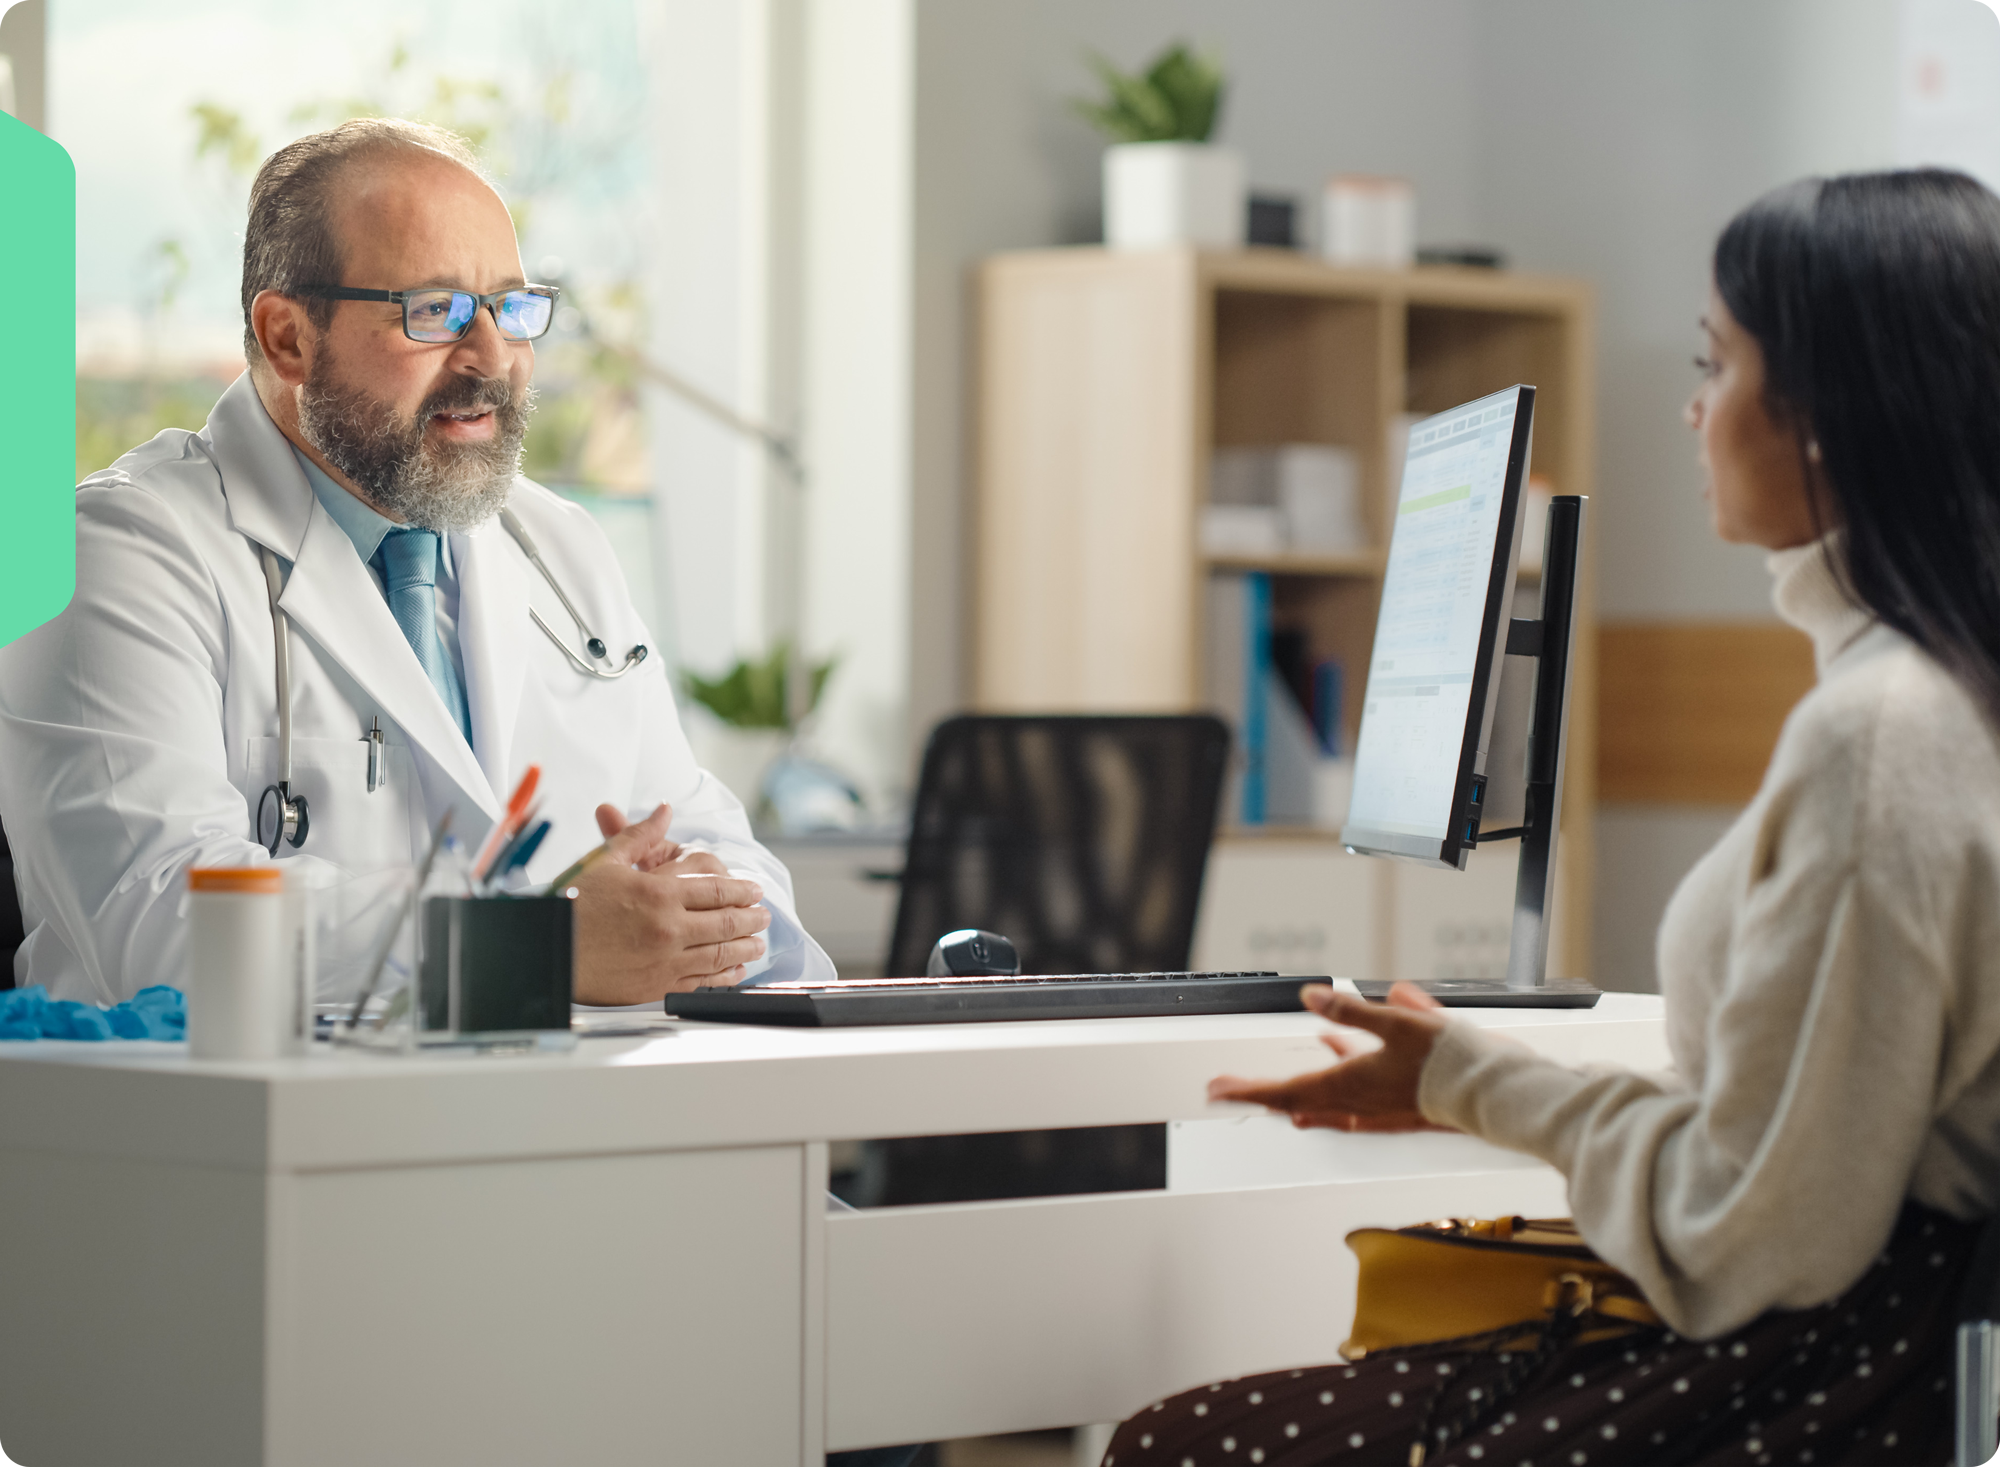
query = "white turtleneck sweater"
(1417, 537, 2000, 1339)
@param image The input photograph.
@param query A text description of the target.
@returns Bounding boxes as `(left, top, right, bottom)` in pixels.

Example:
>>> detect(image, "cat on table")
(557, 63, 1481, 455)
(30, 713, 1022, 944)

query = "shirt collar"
(290, 444, 453, 574)
(291, 445, 401, 566)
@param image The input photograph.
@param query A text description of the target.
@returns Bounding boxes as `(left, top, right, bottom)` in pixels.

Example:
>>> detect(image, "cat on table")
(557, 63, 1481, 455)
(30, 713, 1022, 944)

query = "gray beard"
(296, 358, 535, 534)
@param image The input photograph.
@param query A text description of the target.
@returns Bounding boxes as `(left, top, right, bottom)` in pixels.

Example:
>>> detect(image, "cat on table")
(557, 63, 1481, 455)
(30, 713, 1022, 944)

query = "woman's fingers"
(1208, 1074, 1291, 1107)
(1318, 1031, 1366, 1060)
(1211, 979, 1447, 1133)
(1387, 980, 1445, 1012)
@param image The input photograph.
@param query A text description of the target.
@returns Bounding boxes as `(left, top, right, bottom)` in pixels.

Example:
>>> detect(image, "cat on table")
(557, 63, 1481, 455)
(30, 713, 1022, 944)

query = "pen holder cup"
(419, 896, 573, 1038)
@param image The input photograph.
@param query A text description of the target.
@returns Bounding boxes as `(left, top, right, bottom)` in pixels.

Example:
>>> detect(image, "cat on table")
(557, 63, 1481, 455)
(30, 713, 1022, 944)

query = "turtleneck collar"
(1768, 533, 1875, 675)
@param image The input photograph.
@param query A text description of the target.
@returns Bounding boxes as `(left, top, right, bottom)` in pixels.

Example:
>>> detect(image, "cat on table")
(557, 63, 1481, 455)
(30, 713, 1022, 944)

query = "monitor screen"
(1341, 385, 1534, 868)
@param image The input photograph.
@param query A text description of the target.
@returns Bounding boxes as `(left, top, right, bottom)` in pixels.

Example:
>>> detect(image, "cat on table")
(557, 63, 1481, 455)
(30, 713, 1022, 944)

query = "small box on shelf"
(1206, 443, 1369, 557)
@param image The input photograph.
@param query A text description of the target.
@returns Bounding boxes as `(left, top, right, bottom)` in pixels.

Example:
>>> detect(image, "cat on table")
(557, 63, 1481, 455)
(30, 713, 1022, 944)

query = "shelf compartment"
(1405, 305, 1576, 492)
(1211, 290, 1392, 550)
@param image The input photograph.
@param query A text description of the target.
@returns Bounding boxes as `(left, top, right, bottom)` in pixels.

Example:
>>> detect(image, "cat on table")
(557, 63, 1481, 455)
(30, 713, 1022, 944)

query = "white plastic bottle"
(186, 866, 288, 1059)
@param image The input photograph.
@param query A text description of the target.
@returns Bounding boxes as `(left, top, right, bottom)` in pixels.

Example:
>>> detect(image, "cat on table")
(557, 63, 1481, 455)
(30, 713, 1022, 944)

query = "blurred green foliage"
(76, 376, 232, 480)
(1074, 42, 1226, 144)
(683, 643, 835, 731)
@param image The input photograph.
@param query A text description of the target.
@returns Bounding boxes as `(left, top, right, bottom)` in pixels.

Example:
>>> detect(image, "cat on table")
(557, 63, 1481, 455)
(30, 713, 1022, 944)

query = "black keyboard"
(663, 971, 1322, 1027)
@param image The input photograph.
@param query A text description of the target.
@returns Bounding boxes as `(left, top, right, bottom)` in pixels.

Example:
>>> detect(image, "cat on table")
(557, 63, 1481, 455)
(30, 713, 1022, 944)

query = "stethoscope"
(254, 508, 649, 856)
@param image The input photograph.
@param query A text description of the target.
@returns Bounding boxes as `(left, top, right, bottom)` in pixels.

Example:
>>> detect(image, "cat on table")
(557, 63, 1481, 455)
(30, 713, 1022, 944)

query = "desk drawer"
(824, 1165, 1568, 1450)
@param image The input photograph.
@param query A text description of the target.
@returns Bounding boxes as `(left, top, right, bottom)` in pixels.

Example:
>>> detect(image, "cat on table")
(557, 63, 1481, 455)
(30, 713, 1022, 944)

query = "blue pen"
(498, 819, 552, 880)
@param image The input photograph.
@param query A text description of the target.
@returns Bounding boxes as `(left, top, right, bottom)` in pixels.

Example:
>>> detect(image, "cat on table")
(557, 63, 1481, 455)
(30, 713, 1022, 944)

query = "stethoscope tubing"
(500, 508, 648, 679)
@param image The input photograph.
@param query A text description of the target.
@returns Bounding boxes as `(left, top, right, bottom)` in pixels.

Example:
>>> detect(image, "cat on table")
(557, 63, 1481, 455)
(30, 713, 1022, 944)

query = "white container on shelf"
(1104, 142, 1245, 249)
(186, 866, 292, 1060)
(1209, 444, 1367, 554)
(1273, 444, 1366, 552)
(1321, 175, 1415, 267)
(1199, 504, 1285, 557)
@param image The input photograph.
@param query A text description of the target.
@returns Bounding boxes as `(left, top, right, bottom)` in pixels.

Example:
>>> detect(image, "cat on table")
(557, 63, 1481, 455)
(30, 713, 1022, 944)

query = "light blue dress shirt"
(291, 446, 470, 740)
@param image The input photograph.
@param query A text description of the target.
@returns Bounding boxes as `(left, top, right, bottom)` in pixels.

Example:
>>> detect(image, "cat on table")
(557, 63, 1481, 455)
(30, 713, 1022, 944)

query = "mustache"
(420, 375, 519, 420)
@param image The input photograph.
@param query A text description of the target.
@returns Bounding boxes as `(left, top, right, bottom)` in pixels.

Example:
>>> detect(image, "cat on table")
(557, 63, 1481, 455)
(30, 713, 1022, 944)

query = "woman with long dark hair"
(1104, 169, 2000, 1466)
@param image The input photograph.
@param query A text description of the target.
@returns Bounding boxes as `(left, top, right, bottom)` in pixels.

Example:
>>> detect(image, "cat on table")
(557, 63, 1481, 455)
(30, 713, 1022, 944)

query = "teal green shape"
(0, 111, 75, 648)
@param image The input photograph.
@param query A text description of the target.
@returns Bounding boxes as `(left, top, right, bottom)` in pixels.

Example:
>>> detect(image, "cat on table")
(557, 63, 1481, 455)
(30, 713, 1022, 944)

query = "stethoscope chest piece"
(257, 781, 309, 857)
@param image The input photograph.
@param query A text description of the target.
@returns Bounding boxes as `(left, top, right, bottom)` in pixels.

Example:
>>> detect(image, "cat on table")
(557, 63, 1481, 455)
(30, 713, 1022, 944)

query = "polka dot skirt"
(1101, 1202, 1976, 1467)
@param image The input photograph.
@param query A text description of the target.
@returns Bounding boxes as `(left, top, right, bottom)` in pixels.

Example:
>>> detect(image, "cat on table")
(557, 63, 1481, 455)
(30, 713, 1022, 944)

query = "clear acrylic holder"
(331, 874, 577, 1056)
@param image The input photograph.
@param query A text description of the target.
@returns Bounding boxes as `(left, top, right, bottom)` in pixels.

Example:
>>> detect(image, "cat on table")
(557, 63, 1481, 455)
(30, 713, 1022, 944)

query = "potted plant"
(683, 644, 863, 832)
(1075, 42, 1241, 250)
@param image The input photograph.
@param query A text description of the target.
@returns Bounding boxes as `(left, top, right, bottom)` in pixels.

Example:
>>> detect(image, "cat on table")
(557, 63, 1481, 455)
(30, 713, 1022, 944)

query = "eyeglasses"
(296, 284, 561, 343)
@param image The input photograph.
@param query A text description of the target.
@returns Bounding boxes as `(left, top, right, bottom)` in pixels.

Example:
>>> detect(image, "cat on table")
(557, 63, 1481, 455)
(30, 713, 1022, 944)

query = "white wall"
(1475, 0, 1901, 624)
(641, 0, 770, 678)
(799, 0, 916, 811)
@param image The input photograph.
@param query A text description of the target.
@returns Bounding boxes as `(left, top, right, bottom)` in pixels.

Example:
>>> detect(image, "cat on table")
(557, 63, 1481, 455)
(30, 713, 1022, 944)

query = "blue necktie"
(373, 529, 472, 744)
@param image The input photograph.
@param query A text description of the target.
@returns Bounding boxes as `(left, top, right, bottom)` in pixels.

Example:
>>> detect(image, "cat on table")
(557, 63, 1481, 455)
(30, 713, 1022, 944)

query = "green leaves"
(1074, 42, 1225, 145)
(682, 643, 836, 731)
(190, 102, 260, 175)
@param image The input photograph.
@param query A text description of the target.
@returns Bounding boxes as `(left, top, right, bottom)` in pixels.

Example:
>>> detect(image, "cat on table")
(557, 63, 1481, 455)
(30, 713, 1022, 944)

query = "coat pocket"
(245, 735, 420, 872)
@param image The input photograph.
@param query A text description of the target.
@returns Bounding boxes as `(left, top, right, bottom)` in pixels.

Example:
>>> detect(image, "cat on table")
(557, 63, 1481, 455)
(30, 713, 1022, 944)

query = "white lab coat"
(0, 372, 833, 1004)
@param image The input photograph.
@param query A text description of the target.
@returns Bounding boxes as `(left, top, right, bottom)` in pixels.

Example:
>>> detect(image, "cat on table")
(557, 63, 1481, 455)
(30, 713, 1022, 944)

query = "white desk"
(0, 995, 1667, 1466)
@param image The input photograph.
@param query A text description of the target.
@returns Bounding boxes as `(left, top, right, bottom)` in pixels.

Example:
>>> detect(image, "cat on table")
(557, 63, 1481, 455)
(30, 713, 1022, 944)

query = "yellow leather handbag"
(1342, 1215, 1663, 1359)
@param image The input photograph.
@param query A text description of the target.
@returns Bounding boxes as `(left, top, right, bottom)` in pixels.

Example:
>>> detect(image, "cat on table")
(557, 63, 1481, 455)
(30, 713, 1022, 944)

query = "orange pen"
(471, 764, 541, 882)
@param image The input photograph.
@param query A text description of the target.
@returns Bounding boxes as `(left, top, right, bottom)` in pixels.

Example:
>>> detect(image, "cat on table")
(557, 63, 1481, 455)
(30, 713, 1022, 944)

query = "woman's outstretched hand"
(1208, 981, 1453, 1133)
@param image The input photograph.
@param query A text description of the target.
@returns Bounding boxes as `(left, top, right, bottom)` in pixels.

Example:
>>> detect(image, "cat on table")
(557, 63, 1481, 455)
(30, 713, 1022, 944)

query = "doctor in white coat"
(0, 116, 835, 1007)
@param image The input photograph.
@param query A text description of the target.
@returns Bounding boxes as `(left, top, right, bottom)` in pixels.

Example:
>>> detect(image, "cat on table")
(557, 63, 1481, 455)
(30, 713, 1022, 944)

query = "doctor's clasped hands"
(571, 803, 772, 1002)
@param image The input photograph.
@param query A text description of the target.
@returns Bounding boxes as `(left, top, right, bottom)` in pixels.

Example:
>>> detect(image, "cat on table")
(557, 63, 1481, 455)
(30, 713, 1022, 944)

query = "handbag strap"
(1407, 1273, 1658, 1467)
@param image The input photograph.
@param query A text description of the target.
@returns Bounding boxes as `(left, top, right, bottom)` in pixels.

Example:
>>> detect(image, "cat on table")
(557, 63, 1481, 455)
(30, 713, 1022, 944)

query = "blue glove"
(0, 984, 186, 1042)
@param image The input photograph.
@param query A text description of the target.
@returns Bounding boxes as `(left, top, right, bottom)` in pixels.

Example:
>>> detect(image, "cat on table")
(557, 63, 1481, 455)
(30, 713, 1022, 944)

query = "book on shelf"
(1205, 572, 1354, 829)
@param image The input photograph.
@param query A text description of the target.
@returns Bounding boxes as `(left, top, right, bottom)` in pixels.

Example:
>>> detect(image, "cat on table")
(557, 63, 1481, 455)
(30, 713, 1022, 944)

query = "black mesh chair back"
(884, 713, 1231, 977)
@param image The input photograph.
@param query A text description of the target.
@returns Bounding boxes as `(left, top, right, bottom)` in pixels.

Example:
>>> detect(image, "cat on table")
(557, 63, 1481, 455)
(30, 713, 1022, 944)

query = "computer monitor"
(1342, 385, 1534, 869)
(1341, 384, 1599, 1007)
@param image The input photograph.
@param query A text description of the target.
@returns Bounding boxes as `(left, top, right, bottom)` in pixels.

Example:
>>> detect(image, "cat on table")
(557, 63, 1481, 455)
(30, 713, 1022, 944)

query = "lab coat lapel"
(278, 512, 501, 821)
(453, 512, 530, 799)
(204, 372, 502, 823)
(205, 373, 313, 561)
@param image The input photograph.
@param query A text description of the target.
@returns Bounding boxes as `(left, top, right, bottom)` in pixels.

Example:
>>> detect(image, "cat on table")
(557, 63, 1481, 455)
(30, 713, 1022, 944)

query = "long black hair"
(1715, 169, 2000, 721)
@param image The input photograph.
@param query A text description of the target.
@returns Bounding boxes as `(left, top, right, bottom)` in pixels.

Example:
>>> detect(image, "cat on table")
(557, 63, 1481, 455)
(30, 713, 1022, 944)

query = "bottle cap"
(189, 867, 283, 894)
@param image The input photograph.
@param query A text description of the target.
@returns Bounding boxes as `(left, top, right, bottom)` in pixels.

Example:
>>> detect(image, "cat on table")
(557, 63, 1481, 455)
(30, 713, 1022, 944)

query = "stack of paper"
(1203, 445, 1368, 557)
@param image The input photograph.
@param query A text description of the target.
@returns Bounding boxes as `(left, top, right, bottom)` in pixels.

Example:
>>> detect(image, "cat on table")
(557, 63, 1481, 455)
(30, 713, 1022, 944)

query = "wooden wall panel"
(1598, 622, 1816, 805)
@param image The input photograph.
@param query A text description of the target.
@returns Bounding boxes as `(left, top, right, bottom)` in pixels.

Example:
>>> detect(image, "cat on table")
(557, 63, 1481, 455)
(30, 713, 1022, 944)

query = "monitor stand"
(1355, 495, 1603, 1010)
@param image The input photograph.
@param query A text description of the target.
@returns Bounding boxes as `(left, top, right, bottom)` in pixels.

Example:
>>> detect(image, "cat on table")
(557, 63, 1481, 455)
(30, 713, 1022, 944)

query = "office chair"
(848, 714, 1230, 1208)
(1955, 1210, 2000, 1465)
(884, 713, 1230, 977)
(0, 817, 19, 989)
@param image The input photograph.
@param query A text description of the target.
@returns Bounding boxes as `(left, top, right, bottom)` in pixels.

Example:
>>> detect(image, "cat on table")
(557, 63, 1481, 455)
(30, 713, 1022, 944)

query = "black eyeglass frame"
(295, 284, 562, 343)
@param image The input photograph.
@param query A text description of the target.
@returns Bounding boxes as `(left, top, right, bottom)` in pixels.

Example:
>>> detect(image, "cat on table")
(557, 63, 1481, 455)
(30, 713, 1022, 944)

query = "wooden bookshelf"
(972, 247, 1597, 980)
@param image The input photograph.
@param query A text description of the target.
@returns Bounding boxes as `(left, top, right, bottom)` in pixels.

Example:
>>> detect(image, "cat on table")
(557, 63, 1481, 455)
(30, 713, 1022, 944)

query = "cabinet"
(973, 248, 1597, 981)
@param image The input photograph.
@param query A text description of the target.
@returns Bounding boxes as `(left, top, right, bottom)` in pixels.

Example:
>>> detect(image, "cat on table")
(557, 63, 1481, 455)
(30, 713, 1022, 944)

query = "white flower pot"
(688, 722, 792, 816)
(1103, 142, 1245, 250)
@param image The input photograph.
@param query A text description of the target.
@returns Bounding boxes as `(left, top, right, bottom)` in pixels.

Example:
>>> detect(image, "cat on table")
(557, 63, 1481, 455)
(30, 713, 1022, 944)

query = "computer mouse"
(925, 928, 1021, 977)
